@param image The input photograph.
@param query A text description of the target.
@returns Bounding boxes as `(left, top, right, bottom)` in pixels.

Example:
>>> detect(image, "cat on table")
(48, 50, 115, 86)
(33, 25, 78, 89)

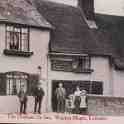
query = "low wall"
(1, 95, 124, 115)
(0, 96, 34, 113)
(88, 95, 124, 116)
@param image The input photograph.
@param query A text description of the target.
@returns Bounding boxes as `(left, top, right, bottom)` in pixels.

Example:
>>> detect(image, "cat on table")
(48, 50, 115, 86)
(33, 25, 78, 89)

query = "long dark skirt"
(74, 96, 81, 114)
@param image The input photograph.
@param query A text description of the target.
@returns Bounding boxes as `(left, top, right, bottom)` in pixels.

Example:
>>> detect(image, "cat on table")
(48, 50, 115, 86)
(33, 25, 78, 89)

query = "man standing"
(18, 85, 28, 114)
(33, 81, 45, 114)
(55, 83, 66, 113)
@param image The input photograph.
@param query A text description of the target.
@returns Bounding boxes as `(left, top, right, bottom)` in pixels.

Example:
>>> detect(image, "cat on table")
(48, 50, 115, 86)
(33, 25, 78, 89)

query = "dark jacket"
(33, 87, 45, 99)
(18, 90, 28, 102)
(55, 87, 66, 100)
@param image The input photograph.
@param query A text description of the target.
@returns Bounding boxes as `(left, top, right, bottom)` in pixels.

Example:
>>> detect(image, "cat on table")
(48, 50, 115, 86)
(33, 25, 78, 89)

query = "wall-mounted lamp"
(37, 66, 42, 80)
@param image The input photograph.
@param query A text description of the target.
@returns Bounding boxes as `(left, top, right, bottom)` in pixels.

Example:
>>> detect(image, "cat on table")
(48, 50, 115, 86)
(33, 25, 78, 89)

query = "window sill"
(3, 49, 33, 57)
(51, 68, 94, 73)
(73, 69, 94, 73)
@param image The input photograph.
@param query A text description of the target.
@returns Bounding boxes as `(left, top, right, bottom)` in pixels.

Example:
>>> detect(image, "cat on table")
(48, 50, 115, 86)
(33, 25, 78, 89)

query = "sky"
(48, 0, 124, 16)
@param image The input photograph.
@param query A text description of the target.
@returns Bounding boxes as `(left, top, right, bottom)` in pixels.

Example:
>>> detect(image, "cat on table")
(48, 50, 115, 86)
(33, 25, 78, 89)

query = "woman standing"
(74, 86, 82, 114)
(80, 90, 88, 115)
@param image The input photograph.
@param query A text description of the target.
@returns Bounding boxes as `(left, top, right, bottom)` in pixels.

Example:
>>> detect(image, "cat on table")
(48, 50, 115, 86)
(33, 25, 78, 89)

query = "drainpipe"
(46, 54, 49, 112)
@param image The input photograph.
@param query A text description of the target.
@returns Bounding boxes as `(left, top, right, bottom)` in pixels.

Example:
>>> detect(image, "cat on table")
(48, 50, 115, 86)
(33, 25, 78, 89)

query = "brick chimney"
(78, 0, 95, 20)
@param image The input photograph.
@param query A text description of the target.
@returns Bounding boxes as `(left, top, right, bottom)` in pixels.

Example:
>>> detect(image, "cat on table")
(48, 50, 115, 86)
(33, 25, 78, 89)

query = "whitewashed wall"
(112, 70, 124, 97)
(0, 24, 50, 113)
(0, 24, 49, 75)
(47, 56, 113, 111)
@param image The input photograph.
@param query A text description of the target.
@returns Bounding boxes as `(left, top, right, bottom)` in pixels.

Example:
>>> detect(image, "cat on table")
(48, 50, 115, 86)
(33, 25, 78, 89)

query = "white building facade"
(0, 0, 124, 113)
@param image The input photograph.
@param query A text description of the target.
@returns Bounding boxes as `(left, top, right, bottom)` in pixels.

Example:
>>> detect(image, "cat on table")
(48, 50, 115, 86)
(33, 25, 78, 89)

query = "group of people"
(18, 82, 44, 114)
(55, 83, 88, 114)
(18, 81, 87, 114)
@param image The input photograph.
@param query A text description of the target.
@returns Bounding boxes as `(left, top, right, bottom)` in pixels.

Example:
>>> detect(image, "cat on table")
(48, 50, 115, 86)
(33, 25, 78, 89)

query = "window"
(72, 56, 92, 73)
(6, 25, 29, 52)
(51, 58, 73, 72)
(6, 72, 28, 95)
(4, 24, 33, 57)
(52, 80, 103, 95)
(51, 56, 93, 73)
(0, 72, 39, 95)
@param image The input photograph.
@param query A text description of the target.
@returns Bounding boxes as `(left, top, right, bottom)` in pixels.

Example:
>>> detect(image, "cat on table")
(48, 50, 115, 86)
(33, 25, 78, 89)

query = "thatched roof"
(95, 14, 124, 70)
(0, 0, 52, 29)
(1, 0, 124, 70)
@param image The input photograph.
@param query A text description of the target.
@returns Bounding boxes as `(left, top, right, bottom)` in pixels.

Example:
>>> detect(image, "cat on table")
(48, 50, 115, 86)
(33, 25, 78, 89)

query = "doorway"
(51, 80, 103, 112)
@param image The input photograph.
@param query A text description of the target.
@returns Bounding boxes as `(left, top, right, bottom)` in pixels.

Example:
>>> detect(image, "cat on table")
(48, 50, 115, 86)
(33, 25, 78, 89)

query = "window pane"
(14, 33, 20, 50)
(7, 74, 13, 78)
(6, 72, 28, 95)
(0, 74, 6, 95)
(22, 34, 28, 51)
(6, 79, 13, 95)
(6, 79, 10, 95)
(51, 60, 73, 72)
(7, 26, 13, 31)
(14, 27, 20, 32)
(7, 31, 20, 50)
(6, 25, 29, 52)
(14, 75, 18, 78)
(10, 80, 13, 95)
(91, 81, 103, 94)
(22, 39, 27, 51)
(6, 32, 11, 49)
(16, 79, 21, 94)
(22, 28, 28, 33)
(12, 79, 17, 95)
(85, 57, 90, 69)
(78, 56, 90, 71)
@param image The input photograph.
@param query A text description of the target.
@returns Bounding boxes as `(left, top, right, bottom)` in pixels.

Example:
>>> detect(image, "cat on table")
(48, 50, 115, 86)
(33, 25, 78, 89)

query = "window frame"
(72, 56, 92, 73)
(4, 24, 33, 57)
(52, 80, 103, 95)
(51, 58, 73, 72)
(5, 24, 30, 52)
(5, 71, 28, 95)
(0, 72, 39, 96)
(51, 55, 93, 73)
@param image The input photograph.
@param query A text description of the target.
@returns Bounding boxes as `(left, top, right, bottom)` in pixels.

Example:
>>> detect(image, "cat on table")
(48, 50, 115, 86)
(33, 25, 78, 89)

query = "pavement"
(0, 96, 46, 113)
